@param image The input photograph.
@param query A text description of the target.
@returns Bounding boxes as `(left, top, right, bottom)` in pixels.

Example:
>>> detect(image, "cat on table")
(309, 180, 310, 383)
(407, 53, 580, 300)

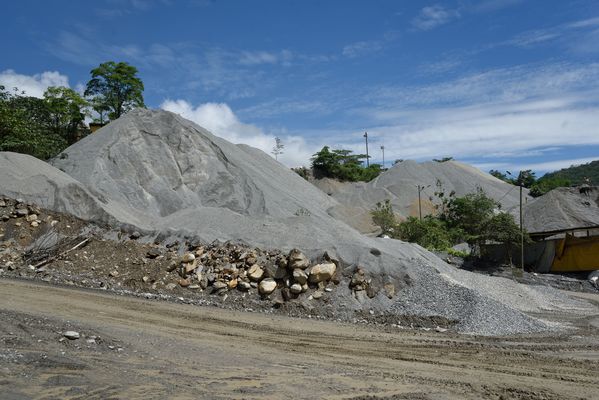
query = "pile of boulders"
(0, 197, 50, 228)
(165, 242, 340, 302)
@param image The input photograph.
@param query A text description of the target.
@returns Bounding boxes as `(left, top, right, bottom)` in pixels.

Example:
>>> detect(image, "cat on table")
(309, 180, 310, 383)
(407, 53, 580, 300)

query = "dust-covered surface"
(0, 109, 595, 336)
(1, 279, 598, 400)
(522, 186, 599, 233)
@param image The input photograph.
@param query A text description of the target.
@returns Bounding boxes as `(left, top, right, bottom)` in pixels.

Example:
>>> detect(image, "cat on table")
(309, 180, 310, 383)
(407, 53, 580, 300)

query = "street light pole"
(380, 145, 385, 168)
(364, 132, 369, 167)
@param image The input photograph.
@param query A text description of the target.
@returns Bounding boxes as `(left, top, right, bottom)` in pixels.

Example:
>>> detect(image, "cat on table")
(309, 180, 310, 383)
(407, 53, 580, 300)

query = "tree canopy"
(84, 61, 145, 120)
(311, 146, 381, 182)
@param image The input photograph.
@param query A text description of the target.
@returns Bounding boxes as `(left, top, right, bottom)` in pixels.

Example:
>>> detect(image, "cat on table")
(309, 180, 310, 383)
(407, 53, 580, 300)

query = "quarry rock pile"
(0, 108, 593, 335)
(522, 186, 599, 233)
(314, 160, 525, 234)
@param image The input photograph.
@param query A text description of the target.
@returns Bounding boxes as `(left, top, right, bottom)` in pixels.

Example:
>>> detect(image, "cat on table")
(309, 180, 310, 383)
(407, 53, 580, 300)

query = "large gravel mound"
(523, 186, 599, 233)
(0, 109, 592, 335)
(317, 160, 525, 233)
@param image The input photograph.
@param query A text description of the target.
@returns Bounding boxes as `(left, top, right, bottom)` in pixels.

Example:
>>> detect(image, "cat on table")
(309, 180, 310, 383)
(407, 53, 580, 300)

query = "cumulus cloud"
(412, 5, 460, 31)
(0, 69, 70, 98)
(160, 99, 315, 167)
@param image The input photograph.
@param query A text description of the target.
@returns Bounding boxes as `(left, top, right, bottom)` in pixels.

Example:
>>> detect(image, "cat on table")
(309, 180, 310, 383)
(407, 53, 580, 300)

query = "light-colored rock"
(63, 331, 80, 340)
(308, 262, 336, 283)
(288, 249, 309, 269)
(181, 253, 196, 263)
(248, 264, 264, 281)
(25, 214, 37, 222)
(238, 281, 251, 291)
(384, 283, 395, 299)
(258, 278, 277, 295)
(227, 279, 238, 289)
(312, 290, 324, 299)
(178, 278, 190, 287)
(290, 283, 302, 294)
(30, 221, 39, 227)
(292, 269, 308, 284)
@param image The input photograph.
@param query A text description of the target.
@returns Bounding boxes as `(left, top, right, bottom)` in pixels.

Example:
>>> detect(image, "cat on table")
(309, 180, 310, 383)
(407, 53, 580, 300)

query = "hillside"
(539, 159, 599, 186)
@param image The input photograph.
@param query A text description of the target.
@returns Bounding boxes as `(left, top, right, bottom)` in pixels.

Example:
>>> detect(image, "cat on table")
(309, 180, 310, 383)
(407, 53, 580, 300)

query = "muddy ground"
(1, 279, 598, 400)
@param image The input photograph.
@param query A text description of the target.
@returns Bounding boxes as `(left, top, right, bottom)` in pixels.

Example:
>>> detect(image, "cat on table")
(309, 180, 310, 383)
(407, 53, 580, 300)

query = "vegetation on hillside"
(537, 160, 599, 187)
(0, 61, 144, 160)
(489, 168, 573, 197)
(311, 146, 382, 182)
(371, 188, 526, 258)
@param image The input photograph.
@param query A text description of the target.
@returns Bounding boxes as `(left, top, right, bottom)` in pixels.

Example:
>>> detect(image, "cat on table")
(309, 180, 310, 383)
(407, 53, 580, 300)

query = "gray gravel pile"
(315, 160, 526, 233)
(521, 186, 599, 233)
(0, 108, 593, 335)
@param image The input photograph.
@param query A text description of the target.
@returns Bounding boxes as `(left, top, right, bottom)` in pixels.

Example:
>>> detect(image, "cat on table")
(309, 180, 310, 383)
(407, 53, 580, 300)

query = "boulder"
(290, 283, 302, 294)
(258, 278, 277, 295)
(288, 248, 309, 270)
(248, 264, 264, 281)
(292, 269, 308, 285)
(308, 262, 336, 283)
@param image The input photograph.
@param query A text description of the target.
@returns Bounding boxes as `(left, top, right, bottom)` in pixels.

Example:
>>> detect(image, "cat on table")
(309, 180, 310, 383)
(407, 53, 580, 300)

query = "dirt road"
(1, 279, 598, 399)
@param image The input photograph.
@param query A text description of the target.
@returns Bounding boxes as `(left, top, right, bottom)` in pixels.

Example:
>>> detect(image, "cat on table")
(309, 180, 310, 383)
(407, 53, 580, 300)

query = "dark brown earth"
(1, 279, 598, 400)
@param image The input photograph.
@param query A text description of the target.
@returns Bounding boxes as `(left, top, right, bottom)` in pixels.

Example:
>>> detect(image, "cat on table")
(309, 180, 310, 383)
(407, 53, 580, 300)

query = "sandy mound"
(0, 109, 591, 335)
(316, 160, 524, 233)
(523, 187, 599, 233)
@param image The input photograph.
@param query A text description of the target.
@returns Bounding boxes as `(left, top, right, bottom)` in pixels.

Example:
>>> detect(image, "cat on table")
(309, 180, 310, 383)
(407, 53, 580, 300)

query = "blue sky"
(1, 0, 599, 175)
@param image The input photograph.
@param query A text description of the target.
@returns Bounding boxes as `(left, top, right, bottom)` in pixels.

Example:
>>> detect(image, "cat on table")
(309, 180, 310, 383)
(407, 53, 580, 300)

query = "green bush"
(397, 216, 453, 251)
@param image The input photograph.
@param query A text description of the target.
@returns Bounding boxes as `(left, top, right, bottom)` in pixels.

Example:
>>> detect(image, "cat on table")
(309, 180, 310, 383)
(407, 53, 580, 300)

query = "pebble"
(63, 331, 80, 340)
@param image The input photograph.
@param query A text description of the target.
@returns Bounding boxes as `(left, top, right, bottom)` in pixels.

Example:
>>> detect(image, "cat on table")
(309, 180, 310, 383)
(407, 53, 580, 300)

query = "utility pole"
(363, 132, 369, 167)
(380, 145, 385, 168)
(416, 184, 430, 221)
(507, 170, 525, 274)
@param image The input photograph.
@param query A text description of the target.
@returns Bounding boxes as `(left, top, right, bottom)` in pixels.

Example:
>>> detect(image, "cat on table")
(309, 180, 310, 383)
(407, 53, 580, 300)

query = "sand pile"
(522, 186, 599, 233)
(0, 109, 592, 335)
(315, 160, 524, 233)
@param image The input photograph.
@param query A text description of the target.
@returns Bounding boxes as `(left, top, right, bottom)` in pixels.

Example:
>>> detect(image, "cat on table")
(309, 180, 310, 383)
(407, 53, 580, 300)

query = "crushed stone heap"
(522, 186, 599, 233)
(0, 109, 593, 335)
(313, 160, 525, 234)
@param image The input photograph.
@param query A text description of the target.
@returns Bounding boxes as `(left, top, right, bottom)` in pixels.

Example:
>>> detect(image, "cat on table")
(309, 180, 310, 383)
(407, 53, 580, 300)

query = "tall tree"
(84, 61, 145, 120)
(43, 86, 88, 144)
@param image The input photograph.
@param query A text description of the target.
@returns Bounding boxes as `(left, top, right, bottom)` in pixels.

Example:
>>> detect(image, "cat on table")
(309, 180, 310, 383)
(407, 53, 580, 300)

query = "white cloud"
(0, 69, 70, 98)
(160, 99, 315, 167)
(342, 40, 383, 58)
(412, 5, 460, 31)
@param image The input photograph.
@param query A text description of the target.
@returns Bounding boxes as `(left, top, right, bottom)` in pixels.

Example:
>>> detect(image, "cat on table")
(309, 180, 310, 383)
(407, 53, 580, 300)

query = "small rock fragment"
(63, 331, 80, 340)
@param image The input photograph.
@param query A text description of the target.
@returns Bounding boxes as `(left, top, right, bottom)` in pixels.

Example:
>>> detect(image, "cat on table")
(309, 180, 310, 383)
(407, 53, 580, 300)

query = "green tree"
(397, 216, 453, 250)
(370, 200, 398, 236)
(43, 86, 88, 145)
(440, 188, 499, 245)
(0, 86, 66, 159)
(489, 169, 512, 183)
(84, 61, 145, 120)
(482, 212, 528, 264)
(311, 146, 381, 182)
(529, 176, 571, 197)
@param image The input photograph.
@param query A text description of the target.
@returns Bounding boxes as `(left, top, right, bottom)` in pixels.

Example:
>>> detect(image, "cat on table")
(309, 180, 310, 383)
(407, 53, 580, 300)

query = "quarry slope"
(0, 109, 593, 335)
(522, 186, 599, 233)
(315, 160, 525, 234)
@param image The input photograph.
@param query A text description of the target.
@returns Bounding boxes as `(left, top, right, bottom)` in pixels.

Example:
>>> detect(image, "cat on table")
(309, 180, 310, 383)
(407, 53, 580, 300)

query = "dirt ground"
(1, 279, 598, 400)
